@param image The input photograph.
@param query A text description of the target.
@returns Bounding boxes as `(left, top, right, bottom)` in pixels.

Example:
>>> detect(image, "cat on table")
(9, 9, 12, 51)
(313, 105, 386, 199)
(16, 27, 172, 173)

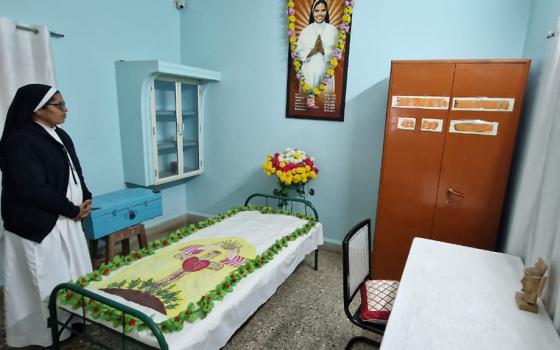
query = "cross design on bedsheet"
(154, 240, 247, 288)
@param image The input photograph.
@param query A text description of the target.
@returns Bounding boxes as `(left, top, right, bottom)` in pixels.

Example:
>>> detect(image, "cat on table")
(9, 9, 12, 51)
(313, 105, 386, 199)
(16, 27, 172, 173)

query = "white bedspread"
(60, 210, 323, 349)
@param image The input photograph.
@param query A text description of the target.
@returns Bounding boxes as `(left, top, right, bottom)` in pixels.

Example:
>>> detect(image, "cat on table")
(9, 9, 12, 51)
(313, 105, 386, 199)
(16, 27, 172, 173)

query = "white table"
(380, 238, 560, 350)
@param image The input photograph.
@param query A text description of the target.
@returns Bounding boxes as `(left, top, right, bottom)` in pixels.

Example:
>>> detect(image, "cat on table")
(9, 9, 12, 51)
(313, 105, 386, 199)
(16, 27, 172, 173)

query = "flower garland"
(59, 207, 317, 334)
(287, 0, 355, 98)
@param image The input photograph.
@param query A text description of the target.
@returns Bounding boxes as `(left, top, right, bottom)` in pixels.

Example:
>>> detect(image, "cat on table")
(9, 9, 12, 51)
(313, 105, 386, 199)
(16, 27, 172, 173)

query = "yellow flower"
(313, 88, 321, 95)
(319, 83, 326, 90)
(294, 174, 301, 182)
(289, 36, 296, 44)
(294, 153, 301, 159)
(290, 44, 296, 51)
(305, 165, 311, 171)
(266, 171, 272, 176)
(271, 167, 276, 173)
(301, 177, 308, 183)
(276, 170, 282, 177)
(309, 171, 317, 179)
(330, 58, 338, 67)
(291, 169, 297, 175)
(303, 84, 311, 92)
(287, 1, 294, 8)
(293, 60, 301, 67)
(342, 14, 351, 23)
(267, 154, 272, 160)
(344, 7, 353, 15)
(294, 66, 300, 72)
(296, 167, 304, 173)
(280, 162, 286, 168)
(288, 23, 295, 30)
(337, 42, 345, 50)
(288, 15, 296, 23)
(339, 32, 347, 40)
(326, 68, 335, 76)
(285, 178, 292, 185)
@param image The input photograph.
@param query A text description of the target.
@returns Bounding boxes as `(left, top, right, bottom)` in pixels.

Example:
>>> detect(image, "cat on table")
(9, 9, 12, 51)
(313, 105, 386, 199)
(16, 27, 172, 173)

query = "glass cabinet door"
(180, 82, 200, 174)
(153, 79, 180, 180)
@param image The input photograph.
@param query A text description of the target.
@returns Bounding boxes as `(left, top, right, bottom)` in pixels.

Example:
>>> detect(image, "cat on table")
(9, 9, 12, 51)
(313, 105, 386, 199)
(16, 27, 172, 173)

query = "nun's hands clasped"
(74, 199, 92, 221)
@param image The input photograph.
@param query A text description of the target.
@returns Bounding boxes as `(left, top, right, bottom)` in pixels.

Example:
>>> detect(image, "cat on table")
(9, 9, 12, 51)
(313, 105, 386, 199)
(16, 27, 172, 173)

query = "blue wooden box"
(82, 188, 162, 240)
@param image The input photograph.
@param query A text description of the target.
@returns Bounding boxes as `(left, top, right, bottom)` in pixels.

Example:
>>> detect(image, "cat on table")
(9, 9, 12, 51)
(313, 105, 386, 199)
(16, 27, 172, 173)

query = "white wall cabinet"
(115, 60, 220, 186)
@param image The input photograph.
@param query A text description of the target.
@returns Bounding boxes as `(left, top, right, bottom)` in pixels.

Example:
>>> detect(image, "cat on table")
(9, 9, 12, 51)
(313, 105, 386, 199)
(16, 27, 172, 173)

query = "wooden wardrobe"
(372, 59, 531, 280)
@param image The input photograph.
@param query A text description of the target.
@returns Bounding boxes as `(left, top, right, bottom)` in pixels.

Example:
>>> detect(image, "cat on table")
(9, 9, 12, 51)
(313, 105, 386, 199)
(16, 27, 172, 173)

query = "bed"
(47, 193, 323, 349)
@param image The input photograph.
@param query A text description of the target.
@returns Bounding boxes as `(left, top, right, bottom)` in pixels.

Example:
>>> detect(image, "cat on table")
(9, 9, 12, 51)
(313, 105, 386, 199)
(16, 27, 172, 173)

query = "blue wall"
(0, 0, 537, 267)
(179, 0, 532, 244)
(0, 0, 190, 223)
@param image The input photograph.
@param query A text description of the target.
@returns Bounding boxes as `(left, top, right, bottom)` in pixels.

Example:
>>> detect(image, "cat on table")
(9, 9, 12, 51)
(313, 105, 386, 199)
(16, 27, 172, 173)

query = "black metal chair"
(342, 219, 398, 349)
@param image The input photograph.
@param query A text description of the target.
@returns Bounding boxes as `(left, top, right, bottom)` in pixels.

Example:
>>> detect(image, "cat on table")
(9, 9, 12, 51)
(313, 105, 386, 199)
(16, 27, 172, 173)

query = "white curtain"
(0, 16, 56, 132)
(0, 17, 56, 284)
(504, 17, 560, 331)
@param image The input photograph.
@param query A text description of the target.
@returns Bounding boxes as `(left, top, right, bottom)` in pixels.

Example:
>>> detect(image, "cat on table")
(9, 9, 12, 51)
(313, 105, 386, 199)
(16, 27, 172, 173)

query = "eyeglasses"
(47, 101, 67, 110)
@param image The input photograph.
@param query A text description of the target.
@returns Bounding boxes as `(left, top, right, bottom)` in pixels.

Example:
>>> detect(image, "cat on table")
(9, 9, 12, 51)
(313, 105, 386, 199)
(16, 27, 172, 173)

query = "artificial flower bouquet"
(262, 148, 319, 198)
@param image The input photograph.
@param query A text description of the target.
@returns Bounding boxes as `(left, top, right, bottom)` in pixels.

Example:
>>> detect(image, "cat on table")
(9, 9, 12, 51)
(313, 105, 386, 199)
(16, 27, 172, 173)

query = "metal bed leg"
(314, 248, 319, 271)
(48, 298, 61, 349)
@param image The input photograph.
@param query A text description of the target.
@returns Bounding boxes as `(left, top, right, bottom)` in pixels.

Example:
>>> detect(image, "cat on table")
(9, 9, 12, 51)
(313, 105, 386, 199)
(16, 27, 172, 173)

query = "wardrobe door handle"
(447, 188, 465, 198)
(445, 188, 465, 207)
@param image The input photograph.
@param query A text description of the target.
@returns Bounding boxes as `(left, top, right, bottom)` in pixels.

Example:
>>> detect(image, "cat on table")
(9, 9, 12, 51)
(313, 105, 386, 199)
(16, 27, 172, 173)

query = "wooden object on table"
(515, 257, 549, 313)
(373, 59, 531, 280)
(89, 224, 148, 269)
(380, 238, 560, 350)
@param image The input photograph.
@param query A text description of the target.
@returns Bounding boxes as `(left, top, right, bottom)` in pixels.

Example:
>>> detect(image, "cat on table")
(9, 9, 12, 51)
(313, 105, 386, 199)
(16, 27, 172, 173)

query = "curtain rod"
(16, 24, 64, 38)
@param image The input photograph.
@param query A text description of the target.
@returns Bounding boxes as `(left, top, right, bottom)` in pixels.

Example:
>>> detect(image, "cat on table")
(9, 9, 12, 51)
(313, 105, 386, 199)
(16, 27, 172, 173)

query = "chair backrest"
(342, 219, 372, 310)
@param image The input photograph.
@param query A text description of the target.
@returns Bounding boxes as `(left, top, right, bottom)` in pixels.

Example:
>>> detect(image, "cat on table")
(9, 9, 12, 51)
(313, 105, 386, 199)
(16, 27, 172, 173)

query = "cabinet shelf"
(156, 110, 175, 116)
(156, 110, 197, 117)
(159, 167, 199, 178)
(157, 140, 198, 151)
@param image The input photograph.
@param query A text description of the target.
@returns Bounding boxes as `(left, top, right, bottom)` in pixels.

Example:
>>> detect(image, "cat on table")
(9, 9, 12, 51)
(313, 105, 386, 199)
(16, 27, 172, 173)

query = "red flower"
(102, 268, 110, 275)
(128, 319, 137, 326)
(174, 316, 180, 321)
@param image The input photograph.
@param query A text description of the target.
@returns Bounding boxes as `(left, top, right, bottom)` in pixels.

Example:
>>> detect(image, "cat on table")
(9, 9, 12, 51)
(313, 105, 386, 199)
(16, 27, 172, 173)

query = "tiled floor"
(1, 249, 380, 349)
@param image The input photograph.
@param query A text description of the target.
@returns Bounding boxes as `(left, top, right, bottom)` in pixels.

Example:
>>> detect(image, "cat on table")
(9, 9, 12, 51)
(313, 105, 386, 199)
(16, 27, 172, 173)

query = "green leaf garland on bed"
(59, 206, 317, 334)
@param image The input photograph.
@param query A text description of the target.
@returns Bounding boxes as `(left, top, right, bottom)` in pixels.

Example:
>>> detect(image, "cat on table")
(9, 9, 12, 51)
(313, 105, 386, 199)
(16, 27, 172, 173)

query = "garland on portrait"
(286, 0, 355, 98)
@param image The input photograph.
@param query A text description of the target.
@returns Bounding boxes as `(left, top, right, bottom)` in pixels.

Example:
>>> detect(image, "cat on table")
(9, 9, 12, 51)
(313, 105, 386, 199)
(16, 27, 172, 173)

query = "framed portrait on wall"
(285, 0, 355, 122)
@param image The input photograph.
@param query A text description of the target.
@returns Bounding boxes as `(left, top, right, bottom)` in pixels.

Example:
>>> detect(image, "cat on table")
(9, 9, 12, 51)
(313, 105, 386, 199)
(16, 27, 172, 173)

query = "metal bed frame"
(47, 193, 319, 349)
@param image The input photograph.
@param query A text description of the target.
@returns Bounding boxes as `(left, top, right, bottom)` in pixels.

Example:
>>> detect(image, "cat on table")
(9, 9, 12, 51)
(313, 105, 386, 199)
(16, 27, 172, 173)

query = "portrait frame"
(285, 0, 354, 122)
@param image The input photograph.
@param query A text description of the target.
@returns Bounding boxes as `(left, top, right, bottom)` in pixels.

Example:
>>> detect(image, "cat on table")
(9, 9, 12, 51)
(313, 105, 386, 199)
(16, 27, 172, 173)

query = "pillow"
(360, 279, 399, 324)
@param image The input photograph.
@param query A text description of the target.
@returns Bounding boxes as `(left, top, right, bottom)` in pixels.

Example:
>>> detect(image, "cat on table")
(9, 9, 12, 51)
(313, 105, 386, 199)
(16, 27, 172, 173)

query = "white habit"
(2, 123, 92, 347)
(296, 22, 338, 91)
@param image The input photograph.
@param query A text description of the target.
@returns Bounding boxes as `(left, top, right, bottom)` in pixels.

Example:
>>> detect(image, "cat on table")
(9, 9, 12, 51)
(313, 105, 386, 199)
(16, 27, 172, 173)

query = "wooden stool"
(89, 224, 148, 269)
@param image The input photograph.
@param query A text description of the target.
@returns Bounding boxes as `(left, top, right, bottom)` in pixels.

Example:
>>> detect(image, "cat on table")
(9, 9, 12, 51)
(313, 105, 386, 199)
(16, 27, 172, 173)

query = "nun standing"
(0, 84, 93, 348)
